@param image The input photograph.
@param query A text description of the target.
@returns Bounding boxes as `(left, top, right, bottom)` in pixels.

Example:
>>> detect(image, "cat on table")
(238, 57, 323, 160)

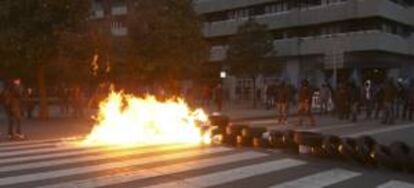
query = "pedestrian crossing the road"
(0, 138, 412, 188)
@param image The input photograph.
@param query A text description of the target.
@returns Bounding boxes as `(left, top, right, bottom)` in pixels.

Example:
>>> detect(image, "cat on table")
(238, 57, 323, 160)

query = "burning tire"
(389, 142, 412, 171)
(372, 144, 397, 169)
(322, 135, 342, 158)
(209, 115, 229, 128)
(211, 126, 224, 137)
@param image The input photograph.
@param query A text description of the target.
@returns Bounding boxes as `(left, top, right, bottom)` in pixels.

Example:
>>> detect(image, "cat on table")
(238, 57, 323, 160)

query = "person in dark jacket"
(406, 81, 414, 121)
(276, 81, 290, 125)
(382, 79, 397, 125)
(349, 82, 361, 122)
(2, 80, 24, 139)
(297, 80, 315, 126)
(361, 80, 374, 119)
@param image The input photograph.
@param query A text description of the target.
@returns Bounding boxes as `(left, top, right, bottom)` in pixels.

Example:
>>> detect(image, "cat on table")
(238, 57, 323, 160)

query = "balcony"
(202, 0, 414, 38)
(208, 31, 414, 61)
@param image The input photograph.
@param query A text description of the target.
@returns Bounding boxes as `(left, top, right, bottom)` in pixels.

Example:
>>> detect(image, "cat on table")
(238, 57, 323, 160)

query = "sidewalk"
(203, 102, 298, 121)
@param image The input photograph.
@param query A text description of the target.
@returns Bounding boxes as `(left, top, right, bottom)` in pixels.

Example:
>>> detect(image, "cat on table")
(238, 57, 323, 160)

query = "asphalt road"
(0, 138, 412, 188)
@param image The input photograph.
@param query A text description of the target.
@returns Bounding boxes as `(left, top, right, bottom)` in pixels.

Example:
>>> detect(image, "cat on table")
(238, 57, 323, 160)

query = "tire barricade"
(208, 114, 414, 174)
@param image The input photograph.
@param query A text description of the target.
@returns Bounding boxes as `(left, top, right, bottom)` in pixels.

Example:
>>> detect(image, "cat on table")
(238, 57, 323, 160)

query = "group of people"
(264, 78, 414, 126)
(265, 80, 315, 126)
(328, 79, 414, 125)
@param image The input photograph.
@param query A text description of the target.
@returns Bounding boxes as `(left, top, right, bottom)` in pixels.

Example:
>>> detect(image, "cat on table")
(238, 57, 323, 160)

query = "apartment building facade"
(195, 0, 414, 96)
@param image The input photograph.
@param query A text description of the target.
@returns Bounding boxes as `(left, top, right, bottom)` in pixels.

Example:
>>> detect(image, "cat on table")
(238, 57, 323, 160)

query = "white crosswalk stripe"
(0, 138, 412, 188)
(0, 146, 229, 186)
(0, 144, 196, 173)
(269, 169, 361, 188)
(377, 180, 414, 188)
(39, 151, 268, 188)
(144, 159, 306, 188)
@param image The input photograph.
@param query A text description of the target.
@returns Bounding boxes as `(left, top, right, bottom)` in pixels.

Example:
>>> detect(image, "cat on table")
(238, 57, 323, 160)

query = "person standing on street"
(297, 80, 315, 126)
(214, 84, 223, 112)
(320, 84, 332, 115)
(382, 79, 397, 125)
(349, 82, 360, 122)
(276, 81, 290, 125)
(362, 80, 374, 119)
(2, 80, 25, 140)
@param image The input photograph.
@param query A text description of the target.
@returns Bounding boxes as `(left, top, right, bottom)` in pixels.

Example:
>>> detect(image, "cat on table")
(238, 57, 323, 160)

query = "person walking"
(297, 80, 315, 126)
(72, 86, 85, 118)
(382, 79, 397, 125)
(349, 82, 360, 122)
(320, 84, 332, 115)
(373, 83, 385, 119)
(214, 84, 223, 112)
(406, 81, 414, 121)
(24, 88, 35, 119)
(276, 81, 290, 125)
(2, 80, 25, 140)
(362, 80, 374, 119)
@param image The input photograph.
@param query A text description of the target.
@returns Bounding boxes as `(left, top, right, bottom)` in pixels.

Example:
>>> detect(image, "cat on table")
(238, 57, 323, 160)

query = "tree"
(227, 19, 277, 107)
(0, 0, 91, 119)
(126, 0, 208, 85)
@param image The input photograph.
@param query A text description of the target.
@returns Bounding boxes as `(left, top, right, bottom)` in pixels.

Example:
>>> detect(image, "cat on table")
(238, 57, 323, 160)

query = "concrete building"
(195, 0, 414, 99)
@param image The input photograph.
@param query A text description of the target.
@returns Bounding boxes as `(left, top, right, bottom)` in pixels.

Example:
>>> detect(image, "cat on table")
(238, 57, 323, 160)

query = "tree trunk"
(37, 64, 49, 119)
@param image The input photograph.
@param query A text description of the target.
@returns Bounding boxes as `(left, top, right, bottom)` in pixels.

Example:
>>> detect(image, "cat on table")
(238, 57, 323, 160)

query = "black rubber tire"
(268, 130, 286, 148)
(226, 124, 248, 136)
(253, 137, 271, 148)
(338, 138, 359, 162)
(241, 127, 267, 138)
(322, 135, 342, 158)
(237, 135, 253, 147)
(389, 142, 411, 171)
(209, 115, 229, 128)
(293, 131, 323, 147)
(355, 136, 377, 165)
(373, 144, 398, 170)
(211, 126, 225, 137)
(311, 147, 327, 157)
(222, 134, 238, 146)
(282, 130, 298, 150)
(409, 148, 414, 173)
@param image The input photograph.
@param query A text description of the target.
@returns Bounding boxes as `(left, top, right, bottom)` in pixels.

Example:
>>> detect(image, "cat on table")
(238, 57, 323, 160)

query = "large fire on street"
(82, 91, 212, 147)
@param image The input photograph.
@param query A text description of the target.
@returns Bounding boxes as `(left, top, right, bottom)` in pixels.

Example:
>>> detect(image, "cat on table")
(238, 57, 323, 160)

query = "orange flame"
(83, 91, 211, 146)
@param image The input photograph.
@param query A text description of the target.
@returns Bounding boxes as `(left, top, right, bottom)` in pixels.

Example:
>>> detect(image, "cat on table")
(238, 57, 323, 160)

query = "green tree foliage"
(126, 0, 208, 84)
(227, 19, 276, 106)
(0, 0, 91, 118)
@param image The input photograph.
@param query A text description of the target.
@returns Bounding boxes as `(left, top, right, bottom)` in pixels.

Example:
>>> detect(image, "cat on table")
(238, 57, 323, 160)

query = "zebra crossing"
(0, 138, 412, 188)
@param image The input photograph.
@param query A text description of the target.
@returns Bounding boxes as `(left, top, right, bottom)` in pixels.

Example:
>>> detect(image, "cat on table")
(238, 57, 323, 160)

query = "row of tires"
(208, 115, 414, 173)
